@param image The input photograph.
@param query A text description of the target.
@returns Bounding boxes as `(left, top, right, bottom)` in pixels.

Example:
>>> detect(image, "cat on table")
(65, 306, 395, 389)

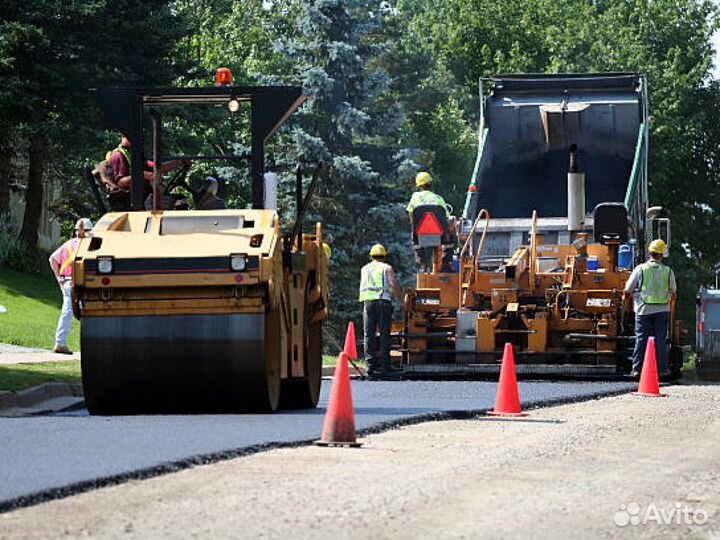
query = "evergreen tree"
(274, 0, 418, 340)
(0, 0, 189, 250)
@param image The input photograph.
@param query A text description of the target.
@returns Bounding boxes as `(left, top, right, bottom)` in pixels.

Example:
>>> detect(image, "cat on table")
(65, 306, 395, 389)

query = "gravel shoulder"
(2, 384, 719, 540)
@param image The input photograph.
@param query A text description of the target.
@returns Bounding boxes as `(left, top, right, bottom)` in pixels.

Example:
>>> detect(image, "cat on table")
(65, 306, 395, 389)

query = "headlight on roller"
(97, 257, 114, 274)
(230, 254, 246, 272)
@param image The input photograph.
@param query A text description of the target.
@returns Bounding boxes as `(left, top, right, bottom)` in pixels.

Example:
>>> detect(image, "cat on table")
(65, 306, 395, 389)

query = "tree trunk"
(19, 133, 48, 250)
(0, 141, 10, 218)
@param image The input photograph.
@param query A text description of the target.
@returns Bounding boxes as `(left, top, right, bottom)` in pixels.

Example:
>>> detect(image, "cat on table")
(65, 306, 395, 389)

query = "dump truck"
(696, 287, 720, 381)
(394, 73, 683, 379)
(73, 80, 329, 413)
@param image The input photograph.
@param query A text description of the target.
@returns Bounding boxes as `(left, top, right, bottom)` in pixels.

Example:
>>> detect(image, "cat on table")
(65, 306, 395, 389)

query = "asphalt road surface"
(0, 380, 633, 510)
(4, 385, 714, 540)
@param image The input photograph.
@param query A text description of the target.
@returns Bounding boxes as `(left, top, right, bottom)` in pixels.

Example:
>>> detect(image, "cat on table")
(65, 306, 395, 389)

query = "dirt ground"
(2, 384, 719, 540)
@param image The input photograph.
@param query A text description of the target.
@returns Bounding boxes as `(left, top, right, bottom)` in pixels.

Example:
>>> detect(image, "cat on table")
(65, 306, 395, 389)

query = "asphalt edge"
(0, 383, 83, 414)
(0, 384, 634, 514)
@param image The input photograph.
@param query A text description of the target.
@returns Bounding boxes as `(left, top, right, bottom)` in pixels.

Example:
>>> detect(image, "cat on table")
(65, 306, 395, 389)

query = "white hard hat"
(75, 218, 93, 232)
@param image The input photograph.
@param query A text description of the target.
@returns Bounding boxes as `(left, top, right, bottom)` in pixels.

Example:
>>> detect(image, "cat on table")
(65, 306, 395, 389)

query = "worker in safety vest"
(359, 244, 403, 377)
(406, 171, 453, 272)
(108, 132, 186, 191)
(48, 218, 93, 354)
(624, 239, 677, 376)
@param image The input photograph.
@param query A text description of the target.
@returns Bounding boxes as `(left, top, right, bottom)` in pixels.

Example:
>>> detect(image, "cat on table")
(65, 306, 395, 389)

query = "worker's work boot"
(365, 363, 381, 380)
(378, 364, 402, 380)
(53, 345, 72, 355)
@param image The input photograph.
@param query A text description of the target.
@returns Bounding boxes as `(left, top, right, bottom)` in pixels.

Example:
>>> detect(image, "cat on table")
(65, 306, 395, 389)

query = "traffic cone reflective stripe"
(343, 321, 358, 359)
(632, 337, 667, 397)
(316, 352, 362, 447)
(488, 343, 528, 417)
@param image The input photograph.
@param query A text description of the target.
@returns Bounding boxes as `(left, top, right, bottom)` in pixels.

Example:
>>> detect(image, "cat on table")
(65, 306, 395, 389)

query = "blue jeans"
(631, 311, 669, 373)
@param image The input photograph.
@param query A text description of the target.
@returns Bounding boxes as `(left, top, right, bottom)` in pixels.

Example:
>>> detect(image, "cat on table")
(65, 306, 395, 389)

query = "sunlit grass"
(0, 268, 79, 351)
(0, 360, 81, 392)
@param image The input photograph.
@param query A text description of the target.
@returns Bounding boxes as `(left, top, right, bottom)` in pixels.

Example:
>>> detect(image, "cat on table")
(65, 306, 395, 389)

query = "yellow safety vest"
(359, 260, 389, 302)
(640, 261, 671, 304)
(106, 146, 131, 168)
(406, 190, 450, 217)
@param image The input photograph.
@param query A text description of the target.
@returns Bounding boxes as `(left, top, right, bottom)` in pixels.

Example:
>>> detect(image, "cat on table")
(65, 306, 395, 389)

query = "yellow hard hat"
(648, 239, 667, 255)
(323, 242, 332, 259)
(370, 243, 387, 257)
(415, 171, 433, 187)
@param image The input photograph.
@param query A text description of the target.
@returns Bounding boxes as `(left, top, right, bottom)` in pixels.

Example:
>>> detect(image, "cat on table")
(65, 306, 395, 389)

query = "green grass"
(0, 360, 81, 392)
(322, 354, 366, 367)
(0, 268, 79, 351)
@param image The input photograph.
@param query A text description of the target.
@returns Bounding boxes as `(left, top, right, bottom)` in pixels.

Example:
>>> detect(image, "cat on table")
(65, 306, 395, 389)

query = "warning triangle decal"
(416, 212, 444, 235)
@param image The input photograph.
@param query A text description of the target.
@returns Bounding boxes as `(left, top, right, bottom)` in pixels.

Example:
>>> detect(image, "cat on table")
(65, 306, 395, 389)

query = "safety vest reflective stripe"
(640, 262, 671, 304)
(359, 261, 388, 301)
(117, 146, 131, 168)
(406, 191, 449, 216)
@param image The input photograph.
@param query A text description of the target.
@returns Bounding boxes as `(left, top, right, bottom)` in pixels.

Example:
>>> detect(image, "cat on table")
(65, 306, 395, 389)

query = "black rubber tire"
(260, 307, 282, 412)
(279, 320, 323, 409)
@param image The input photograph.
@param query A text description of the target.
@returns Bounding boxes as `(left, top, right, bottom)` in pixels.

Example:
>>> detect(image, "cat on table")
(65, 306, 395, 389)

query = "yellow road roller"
(73, 81, 328, 413)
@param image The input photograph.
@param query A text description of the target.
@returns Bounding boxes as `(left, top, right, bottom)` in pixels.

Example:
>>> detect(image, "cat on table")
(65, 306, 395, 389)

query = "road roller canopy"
(91, 84, 307, 211)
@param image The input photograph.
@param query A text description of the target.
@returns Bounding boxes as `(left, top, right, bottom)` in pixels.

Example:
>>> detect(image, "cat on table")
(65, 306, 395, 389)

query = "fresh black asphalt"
(0, 380, 634, 511)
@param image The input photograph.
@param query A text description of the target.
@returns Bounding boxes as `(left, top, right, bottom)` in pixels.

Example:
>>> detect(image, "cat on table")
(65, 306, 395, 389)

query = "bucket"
(618, 244, 633, 270)
(587, 255, 599, 271)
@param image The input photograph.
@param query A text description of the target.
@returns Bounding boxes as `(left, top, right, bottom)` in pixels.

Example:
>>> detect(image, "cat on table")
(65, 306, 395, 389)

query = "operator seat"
(593, 202, 629, 245)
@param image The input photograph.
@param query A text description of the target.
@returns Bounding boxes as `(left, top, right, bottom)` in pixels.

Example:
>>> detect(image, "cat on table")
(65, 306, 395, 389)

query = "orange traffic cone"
(344, 321, 358, 359)
(487, 343, 528, 417)
(632, 337, 667, 397)
(315, 352, 362, 447)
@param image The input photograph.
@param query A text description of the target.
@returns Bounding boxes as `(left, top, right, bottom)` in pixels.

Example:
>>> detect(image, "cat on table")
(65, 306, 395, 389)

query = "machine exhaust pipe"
(567, 144, 585, 232)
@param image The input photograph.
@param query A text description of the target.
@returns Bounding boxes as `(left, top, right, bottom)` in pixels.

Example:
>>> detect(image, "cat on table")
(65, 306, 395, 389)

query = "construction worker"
(406, 171, 453, 272)
(108, 132, 186, 191)
(359, 244, 403, 378)
(624, 239, 676, 377)
(48, 218, 93, 354)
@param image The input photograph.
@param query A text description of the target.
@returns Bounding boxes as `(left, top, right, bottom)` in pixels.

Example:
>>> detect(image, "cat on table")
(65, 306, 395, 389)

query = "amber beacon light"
(215, 67, 233, 86)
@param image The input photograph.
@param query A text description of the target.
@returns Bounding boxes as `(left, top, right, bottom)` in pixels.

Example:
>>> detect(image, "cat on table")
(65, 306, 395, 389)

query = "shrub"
(0, 216, 32, 272)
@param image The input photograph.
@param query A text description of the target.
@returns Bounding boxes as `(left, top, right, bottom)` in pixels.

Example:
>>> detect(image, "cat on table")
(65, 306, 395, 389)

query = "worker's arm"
(623, 266, 641, 296)
(48, 247, 63, 287)
(441, 198, 452, 219)
(669, 269, 678, 299)
(406, 193, 419, 227)
(160, 159, 190, 173)
(623, 266, 641, 305)
(387, 267, 403, 302)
